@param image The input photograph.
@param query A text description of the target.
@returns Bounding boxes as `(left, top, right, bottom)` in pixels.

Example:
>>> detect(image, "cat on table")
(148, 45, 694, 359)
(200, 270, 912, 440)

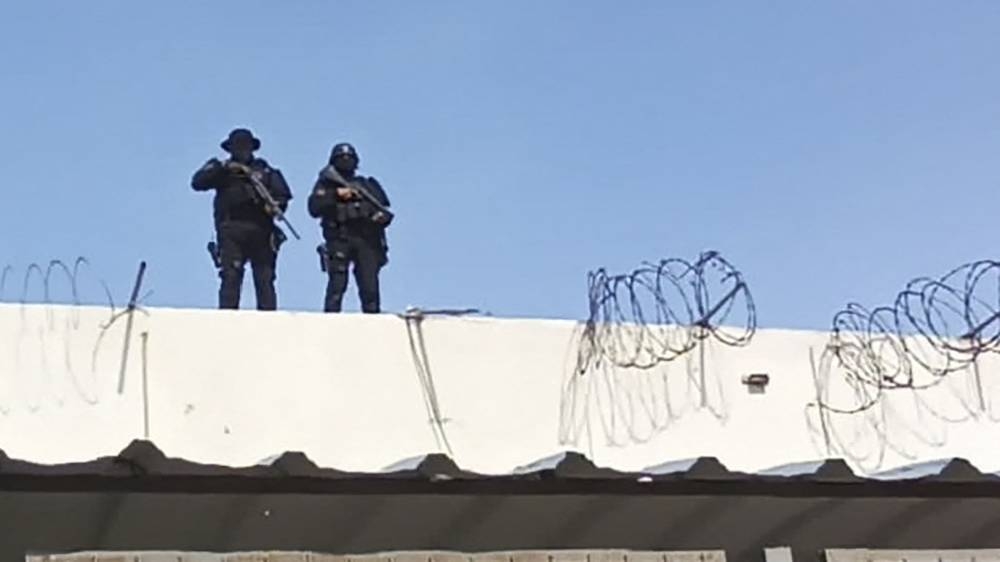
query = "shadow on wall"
(558, 251, 756, 454)
(396, 307, 483, 458)
(559, 331, 731, 452)
(0, 258, 152, 421)
(806, 260, 1000, 473)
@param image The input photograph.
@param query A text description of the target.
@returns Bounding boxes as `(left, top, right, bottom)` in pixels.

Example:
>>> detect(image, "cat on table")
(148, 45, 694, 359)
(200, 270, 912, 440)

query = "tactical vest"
(333, 177, 381, 224)
(215, 159, 273, 225)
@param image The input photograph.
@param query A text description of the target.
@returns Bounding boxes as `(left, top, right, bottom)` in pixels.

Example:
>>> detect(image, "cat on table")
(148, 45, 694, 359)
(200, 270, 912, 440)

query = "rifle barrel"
(243, 171, 301, 240)
(279, 215, 302, 240)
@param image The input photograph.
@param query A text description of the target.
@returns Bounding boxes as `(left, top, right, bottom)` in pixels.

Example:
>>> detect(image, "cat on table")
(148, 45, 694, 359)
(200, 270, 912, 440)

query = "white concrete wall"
(1, 302, 999, 475)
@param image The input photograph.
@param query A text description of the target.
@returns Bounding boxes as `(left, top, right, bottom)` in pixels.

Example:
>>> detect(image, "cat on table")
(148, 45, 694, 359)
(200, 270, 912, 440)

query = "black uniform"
(191, 129, 292, 311)
(308, 143, 391, 313)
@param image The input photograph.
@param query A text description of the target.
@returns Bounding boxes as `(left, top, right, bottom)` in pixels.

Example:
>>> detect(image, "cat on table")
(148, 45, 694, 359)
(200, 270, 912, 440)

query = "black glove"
(225, 160, 249, 173)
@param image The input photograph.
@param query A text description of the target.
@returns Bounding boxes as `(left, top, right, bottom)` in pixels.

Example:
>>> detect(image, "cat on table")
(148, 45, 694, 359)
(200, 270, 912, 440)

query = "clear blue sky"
(1, 1, 998, 329)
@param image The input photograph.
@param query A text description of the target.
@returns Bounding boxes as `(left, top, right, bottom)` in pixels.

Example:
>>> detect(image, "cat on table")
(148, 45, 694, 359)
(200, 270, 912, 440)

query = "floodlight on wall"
(742, 373, 770, 394)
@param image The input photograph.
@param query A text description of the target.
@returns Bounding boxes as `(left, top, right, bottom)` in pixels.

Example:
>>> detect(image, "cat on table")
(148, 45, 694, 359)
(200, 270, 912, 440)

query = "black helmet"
(330, 142, 359, 164)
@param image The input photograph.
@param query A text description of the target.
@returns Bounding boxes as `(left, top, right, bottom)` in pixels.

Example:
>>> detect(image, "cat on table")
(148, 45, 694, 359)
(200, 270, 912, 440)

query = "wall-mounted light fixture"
(742, 373, 770, 394)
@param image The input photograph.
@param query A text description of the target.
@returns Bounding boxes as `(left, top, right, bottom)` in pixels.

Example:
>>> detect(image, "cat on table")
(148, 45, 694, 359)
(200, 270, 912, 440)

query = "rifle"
(320, 165, 394, 225)
(225, 161, 302, 240)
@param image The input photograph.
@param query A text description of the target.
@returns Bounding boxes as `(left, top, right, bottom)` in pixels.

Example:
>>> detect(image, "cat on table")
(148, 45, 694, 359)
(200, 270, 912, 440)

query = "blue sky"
(1, 1, 998, 329)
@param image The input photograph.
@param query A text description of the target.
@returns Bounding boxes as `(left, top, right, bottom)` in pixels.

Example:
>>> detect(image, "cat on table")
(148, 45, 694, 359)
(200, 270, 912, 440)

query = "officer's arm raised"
(191, 159, 225, 191)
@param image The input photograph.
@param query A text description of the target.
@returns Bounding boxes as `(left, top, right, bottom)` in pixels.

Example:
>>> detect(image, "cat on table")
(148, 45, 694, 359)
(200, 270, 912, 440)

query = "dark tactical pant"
(323, 233, 385, 313)
(216, 221, 278, 310)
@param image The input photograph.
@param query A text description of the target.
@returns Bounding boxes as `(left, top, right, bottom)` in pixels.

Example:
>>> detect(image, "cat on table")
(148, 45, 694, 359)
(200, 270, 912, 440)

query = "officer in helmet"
(191, 128, 293, 310)
(308, 142, 392, 313)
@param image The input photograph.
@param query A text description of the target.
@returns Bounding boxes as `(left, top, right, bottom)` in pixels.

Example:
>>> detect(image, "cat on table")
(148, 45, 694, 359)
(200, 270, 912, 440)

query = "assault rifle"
(320, 165, 394, 225)
(225, 161, 302, 240)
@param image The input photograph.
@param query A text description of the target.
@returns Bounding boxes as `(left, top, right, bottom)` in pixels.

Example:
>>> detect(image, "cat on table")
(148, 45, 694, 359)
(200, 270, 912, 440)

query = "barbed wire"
(574, 250, 756, 375)
(817, 260, 1000, 415)
(807, 260, 1000, 471)
(0, 257, 114, 309)
(560, 251, 754, 449)
(0, 258, 151, 412)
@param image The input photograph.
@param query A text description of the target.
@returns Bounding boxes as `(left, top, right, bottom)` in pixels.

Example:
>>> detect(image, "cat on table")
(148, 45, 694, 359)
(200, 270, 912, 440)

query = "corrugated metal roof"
(1, 440, 998, 495)
(3, 445, 1000, 562)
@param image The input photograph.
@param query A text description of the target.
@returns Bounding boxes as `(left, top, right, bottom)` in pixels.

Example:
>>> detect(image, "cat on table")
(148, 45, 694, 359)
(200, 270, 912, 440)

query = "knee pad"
(220, 262, 244, 282)
(331, 251, 349, 273)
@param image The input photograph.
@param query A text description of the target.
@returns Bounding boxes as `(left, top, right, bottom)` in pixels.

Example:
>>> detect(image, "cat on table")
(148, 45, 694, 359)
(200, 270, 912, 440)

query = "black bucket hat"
(221, 128, 261, 152)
